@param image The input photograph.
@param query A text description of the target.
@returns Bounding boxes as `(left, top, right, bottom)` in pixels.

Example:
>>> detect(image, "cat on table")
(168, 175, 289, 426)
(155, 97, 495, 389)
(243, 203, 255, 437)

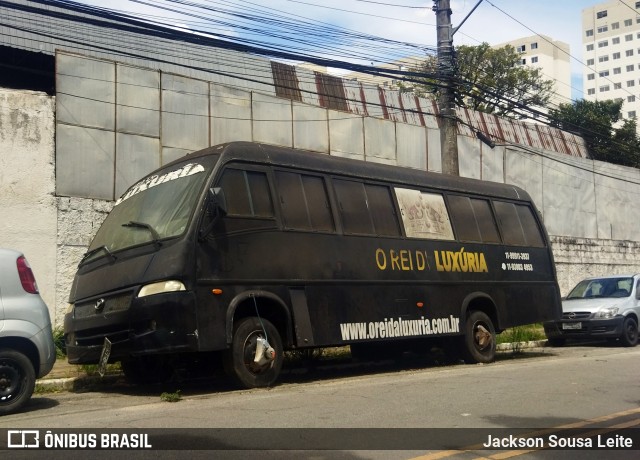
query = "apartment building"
(493, 35, 572, 113)
(583, 1, 640, 120)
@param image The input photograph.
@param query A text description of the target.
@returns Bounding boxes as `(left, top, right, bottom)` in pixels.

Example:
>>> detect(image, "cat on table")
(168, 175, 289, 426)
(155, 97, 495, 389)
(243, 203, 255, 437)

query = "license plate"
(562, 322, 582, 330)
(98, 337, 112, 377)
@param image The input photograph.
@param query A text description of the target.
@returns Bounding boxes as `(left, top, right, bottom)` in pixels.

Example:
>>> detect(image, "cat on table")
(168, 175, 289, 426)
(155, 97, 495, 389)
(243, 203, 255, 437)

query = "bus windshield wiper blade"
(79, 245, 115, 266)
(122, 221, 162, 246)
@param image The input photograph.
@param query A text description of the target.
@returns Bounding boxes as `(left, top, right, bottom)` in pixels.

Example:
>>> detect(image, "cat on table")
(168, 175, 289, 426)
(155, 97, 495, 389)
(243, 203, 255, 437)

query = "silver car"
(544, 274, 640, 347)
(0, 248, 56, 415)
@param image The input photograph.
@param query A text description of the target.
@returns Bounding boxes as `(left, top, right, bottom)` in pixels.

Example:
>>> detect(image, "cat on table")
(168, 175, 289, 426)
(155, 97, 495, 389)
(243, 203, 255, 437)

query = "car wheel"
(223, 317, 283, 388)
(619, 317, 638, 347)
(460, 311, 496, 364)
(0, 349, 36, 415)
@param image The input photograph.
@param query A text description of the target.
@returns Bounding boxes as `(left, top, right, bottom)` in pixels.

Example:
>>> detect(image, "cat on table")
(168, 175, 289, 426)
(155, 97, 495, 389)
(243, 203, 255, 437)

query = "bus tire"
(0, 349, 36, 415)
(224, 317, 283, 389)
(460, 311, 496, 364)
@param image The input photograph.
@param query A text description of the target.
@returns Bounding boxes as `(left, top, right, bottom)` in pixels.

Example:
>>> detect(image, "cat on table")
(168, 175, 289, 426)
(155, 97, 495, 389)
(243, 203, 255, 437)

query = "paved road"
(1, 343, 639, 459)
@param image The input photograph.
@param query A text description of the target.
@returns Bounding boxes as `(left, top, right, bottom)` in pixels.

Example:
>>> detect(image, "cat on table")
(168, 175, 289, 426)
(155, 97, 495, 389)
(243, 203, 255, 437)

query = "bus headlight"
(138, 280, 186, 298)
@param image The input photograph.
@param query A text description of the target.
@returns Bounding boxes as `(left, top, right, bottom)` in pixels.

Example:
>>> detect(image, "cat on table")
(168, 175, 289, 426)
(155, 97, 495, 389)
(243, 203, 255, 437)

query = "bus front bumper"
(64, 291, 199, 364)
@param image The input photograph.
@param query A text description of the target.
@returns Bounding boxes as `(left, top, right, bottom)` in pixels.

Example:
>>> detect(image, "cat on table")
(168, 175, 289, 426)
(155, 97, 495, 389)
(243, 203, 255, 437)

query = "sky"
(74, 0, 607, 98)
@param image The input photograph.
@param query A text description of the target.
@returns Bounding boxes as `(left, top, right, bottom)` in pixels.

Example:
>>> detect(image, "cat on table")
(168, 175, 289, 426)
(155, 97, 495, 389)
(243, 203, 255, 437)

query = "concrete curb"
(496, 339, 548, 351)
(35, 340, 551, 393)
(35, 374, 122, 392)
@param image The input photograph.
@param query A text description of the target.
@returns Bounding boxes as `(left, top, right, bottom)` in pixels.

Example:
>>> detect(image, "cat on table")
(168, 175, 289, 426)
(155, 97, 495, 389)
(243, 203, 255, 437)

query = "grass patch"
(497, 324, 546, 352)
(160, 390, 182, 402)
(80, 362, 121, 376)
(53, 327, 66, 359)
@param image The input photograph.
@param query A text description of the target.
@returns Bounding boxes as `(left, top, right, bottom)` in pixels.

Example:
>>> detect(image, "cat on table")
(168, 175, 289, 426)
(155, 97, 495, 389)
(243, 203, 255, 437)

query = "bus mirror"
(209, 187, 227, 217)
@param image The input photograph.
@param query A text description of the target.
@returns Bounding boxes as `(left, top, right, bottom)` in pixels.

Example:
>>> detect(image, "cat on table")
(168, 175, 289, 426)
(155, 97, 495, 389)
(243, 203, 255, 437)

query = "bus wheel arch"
(225, 291, 292, 347)
(223, 291, 291, 388)
(460, 295, 498, 364)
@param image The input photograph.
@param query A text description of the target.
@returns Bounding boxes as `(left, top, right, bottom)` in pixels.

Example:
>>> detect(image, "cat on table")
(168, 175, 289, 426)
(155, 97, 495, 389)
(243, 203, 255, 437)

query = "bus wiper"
(122, 221, 162, 247)
(79, 245, 116, 266)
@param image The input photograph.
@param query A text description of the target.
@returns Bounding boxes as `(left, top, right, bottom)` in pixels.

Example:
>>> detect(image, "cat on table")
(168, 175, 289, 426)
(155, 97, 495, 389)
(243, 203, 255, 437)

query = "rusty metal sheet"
(399, 93, 424, 126)
(296, 67, 322, 107)
(344, 81, 370, 117)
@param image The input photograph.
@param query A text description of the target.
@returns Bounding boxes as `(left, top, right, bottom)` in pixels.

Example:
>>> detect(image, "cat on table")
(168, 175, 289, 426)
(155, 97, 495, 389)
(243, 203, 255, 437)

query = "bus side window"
(493, 201, 545, 247)
(333, 180, 400, 236)
(333, 179, 374, 235)
(515, 204, 545, 247)
(275, 171, 334, 232)
(365, 184, 401, 236)
(448, 195, 500, 243)
(218, 168, 274, 218)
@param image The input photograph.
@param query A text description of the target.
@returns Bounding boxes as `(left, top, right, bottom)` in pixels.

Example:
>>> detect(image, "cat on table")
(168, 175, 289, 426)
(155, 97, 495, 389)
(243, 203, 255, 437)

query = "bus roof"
(170, 141, 532, 203)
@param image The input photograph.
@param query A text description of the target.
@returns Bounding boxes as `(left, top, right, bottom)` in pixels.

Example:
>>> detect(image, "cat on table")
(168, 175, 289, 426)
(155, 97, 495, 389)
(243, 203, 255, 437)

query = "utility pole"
(434, 0, 458, 176)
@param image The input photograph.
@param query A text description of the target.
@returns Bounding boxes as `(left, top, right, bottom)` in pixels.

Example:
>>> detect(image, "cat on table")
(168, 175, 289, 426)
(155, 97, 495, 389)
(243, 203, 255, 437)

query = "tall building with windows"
(493, 35, 571, 114)
(583, 1, 640, 121)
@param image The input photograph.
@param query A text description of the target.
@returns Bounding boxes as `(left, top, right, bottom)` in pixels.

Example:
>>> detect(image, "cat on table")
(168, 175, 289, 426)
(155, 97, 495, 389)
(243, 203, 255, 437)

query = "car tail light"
(16, 255, 39, 294)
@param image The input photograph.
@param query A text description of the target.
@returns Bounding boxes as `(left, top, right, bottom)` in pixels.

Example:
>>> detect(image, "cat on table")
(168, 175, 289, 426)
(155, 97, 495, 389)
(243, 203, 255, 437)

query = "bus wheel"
(461, 311, 496, 364)
(224, 317, 283, 388)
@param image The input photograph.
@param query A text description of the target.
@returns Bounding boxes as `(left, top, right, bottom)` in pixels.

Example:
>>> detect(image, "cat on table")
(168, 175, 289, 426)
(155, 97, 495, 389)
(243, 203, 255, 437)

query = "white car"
(544, 274, 640, 347)
(0, 248, 56, 415)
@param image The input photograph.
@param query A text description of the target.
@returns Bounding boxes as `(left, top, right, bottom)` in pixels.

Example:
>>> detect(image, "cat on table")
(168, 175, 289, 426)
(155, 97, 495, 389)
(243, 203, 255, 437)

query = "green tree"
(405, 43, 555, 119)
(549, 99, 640, 168)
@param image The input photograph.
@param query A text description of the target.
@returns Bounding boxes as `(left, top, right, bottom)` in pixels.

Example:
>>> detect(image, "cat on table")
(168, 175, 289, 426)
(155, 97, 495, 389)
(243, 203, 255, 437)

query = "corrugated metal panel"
(161, 73, 209, 151)
(115, 133, 160, 197)
(343, 80, 367, 116)
(2, 0, 277, 93)
(364, 117, 396, 161)
(252, 92, 293, 148)
(56, 53, 115, 130)
(56, 124, 115, 200)
(359, 85, 384, 119)
(292, 102, 329, 153)
(210, 84, 253, 145)
(116, 64, 160, 137)
(329, 110, 364, 159)
(271, 61, 302, 102)
(396, 123, 427, 170)
(315, 72, 349, 112)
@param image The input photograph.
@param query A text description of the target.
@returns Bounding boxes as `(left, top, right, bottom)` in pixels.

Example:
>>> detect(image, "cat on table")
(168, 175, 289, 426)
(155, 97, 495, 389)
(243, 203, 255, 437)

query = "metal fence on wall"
(55, 52, 640, 241)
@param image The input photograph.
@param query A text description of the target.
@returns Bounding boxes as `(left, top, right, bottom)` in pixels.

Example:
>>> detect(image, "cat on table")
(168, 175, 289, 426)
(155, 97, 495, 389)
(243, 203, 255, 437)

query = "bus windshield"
(83, 160, 212, 264)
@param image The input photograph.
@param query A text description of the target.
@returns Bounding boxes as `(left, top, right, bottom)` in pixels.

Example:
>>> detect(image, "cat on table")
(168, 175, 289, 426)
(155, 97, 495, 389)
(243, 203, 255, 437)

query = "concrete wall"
(0, 89, 57, 311)
(3, 87, 640, 326)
